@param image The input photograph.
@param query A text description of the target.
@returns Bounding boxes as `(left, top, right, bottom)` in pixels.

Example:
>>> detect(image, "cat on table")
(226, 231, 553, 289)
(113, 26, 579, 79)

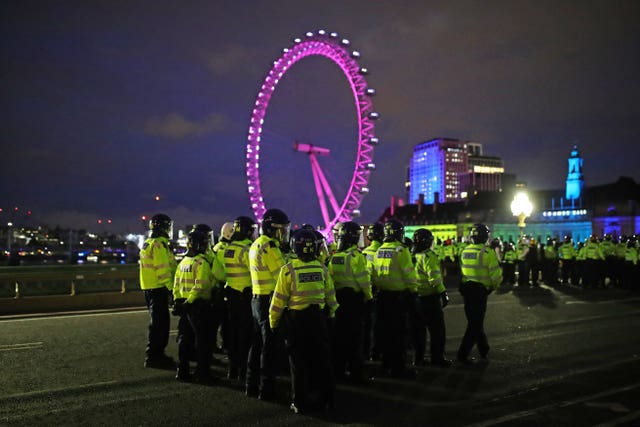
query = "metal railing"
(0, 265, 140, 299)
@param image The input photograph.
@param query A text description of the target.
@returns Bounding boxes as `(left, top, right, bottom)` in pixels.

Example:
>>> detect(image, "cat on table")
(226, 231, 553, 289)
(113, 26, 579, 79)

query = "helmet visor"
(274, 223, 291, 245)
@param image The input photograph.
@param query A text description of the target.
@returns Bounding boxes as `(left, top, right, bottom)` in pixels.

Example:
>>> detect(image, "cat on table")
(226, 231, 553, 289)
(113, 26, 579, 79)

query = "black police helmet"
(367, 222, 384, 243)
(469, 223, 490, 244)
(191, 223, 213, 247)
(192, 223, 212, 233)
(232, 216, 257, 241)
(412, 228, 434, 253)
(261, 208, 290, 240)
(383, 219, 404, 242)
(293, 229, 318, 262)
(149, 213, 172, 238)
(337, 221, 361, 251)
(187, 230, 210, 255)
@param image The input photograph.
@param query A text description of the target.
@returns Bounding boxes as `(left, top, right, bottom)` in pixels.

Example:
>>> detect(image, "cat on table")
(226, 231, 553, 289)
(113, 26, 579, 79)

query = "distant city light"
(154, 195, 160, 201)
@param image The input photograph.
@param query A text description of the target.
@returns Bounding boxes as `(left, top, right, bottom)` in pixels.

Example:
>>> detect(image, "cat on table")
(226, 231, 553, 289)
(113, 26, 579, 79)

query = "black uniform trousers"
(332, 288, 365, 380)
(225, 286, 253, 379)
(377, 290, 409, 374)
(457, 281, 490, 360)
(144, 287, 171, 360)
(210, 286, 227, 351)
(362, 298, 376, 360)
(246, 294, 277, 396)
(542, 259, 558, 284)
(283, 305, 334, 410)
(502, 262, 516, 285)
(560, 259, 575, 284)
(413, 294, 447, 364)
(621, 261, 638, 290)
(177, 300, 214, 377)
(517, 261, 531, 286)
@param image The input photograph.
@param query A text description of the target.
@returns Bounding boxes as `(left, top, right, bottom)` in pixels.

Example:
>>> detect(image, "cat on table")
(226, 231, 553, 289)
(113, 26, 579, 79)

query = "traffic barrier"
(0, 265, 145, 314)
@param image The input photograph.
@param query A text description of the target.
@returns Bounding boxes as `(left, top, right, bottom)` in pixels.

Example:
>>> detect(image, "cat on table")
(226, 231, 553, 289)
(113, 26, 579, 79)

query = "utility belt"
(252, 292, 273, 299)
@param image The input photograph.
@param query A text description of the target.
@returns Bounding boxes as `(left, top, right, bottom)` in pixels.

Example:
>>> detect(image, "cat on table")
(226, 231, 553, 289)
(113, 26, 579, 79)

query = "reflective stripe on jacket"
(250, 234, 285, 295)
(559, 243, 576, 260)
(328, 246, 372, 300)
(222, 239, 252, 292)
(173, 254, 214, 303)
(460, 244, 502, 290)
(139, 237, 176, 290)
(414, 249, 445, 296)
(269, 258, 339, 328)
(371, 241, 417, 292)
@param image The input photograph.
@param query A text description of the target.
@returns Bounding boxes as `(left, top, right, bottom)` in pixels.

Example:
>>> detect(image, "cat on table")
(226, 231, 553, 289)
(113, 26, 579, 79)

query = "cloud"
(206, 44, 252, 76)
(143, 112, 230, 139)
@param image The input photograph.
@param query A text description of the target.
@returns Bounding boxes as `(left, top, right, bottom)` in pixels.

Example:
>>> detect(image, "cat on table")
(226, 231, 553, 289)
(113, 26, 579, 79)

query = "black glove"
(171, 298, 187, 316)
(440, 291, 449, 308)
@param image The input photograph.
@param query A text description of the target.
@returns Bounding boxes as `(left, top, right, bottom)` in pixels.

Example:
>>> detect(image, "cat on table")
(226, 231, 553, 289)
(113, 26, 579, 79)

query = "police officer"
(583, 235, 604, 288)
(328, 222, 343, 256)
(412, 228, 451, 367)
(622, 237, 638, 290)
(371, 219, 418, 377)
(246, 208, 290, 400)
(222, 216, 257, 380)
(139, 213, 177, 368)
(502, 242, 517, 285)
(362, 222, 384, 361)
(269, 229, 339, 414)
(558, 236, 576, 285)
(457, 224, 502, 365)
(329, 221, 372, 382)
(543, 238, 558, 285)
(211, 222, 234, 354)
(600, 235, 617, 287)
(173, 230, 217, 382)
(516, 236, 531, 286)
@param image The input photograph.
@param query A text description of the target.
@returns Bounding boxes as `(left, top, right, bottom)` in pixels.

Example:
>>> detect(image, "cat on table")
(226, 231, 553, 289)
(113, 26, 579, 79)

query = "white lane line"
(0, 342, 43, 351)
(0, 309, 147, 323)
(0, 380, 119, 401)
(594, 409, 640, 427)
(466, 382, 640, 427)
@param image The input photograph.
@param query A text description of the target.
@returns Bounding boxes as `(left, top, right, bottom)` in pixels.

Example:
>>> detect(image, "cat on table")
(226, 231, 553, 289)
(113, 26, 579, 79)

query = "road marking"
(0, 342, 43, 351)
(467, 382, 640, 426)
(0, 380, 119, 401)
(0, 309, 147, 323)
(594, 409, 640, 427)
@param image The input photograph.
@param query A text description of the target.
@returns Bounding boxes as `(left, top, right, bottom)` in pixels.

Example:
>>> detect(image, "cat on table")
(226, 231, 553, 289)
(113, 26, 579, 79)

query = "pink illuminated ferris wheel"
(245, 30, 379, 235)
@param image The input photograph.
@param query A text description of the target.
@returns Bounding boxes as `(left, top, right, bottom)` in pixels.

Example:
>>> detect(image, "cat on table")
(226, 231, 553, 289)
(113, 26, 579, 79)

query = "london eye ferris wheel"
(245, 30, 379, 236)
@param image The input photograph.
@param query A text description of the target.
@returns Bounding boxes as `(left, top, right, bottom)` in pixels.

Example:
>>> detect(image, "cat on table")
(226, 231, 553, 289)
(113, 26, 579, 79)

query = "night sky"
(2, 1, 639, 233)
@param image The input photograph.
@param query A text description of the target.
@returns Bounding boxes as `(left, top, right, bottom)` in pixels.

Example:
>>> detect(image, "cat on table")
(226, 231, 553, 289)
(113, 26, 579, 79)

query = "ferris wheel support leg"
(311, 156, 331, 229)
(309, 155, 341, 217)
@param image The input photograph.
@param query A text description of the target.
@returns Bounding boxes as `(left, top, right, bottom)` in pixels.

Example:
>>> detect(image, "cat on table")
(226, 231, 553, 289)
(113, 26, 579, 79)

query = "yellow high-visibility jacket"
(139, 237, 176, 290)
(249, 234, 285, 295)
(173, 253, 214, 303)
(460, 244, 502, 290)
(328, 245, 372, 300)
(269, 258, 338, 329)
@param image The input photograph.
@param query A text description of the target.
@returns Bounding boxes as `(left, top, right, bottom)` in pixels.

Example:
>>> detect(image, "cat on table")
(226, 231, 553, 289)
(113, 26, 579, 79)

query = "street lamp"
(510, 192, 533, 236)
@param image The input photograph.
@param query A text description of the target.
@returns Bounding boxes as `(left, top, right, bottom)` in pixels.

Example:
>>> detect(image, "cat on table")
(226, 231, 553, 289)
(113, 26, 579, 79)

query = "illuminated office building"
(459, 153, 507, 197)
(408, 139, 507, 203)
(408, 138, 468, 204)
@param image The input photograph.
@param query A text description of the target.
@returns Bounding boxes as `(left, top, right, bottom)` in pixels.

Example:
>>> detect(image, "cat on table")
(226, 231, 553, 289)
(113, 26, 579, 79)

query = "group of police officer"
(138, 211, 503, 414)
(498, 234, 640, 290)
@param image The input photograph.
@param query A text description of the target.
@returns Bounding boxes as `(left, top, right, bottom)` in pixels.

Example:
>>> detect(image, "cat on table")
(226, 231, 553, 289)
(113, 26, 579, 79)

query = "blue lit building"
(408, 138, 467, 204)
(385, 145, 640, 243)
